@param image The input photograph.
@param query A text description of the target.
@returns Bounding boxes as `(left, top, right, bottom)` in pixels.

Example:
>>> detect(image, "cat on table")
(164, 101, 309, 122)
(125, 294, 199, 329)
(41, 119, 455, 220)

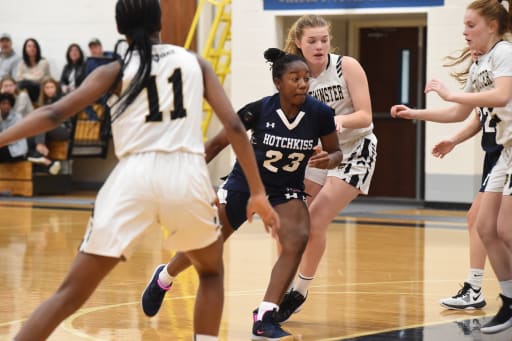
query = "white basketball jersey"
(467, 40, 512, 147)
(110, 44, 205, 158)
(308, 53, 373, 145)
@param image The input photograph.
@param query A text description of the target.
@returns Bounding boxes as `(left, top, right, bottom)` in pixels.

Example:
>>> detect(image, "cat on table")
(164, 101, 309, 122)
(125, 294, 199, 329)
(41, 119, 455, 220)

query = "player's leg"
(252, 197, 309, 339)
(141, 189, 241, 317)
(184, 236, 224, 338)
(15, 252, 120, 341)
(477, 192, 512, 333)
(440, 193, 487, 310)
(281, 135, 377, 322)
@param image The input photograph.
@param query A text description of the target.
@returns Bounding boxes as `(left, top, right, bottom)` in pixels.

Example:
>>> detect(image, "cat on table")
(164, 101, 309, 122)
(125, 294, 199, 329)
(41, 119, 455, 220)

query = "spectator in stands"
(0, 76, 33, 117)
(0, 93, 28, 163)
(86, 38, 114, 74)
(15, 38, 50, 102)
(0, 33, 21, 78)
(32, 77, 71, 158)
(84, 39, 115, 120)
(60, 43, 86, 95)
(0, 77, 60, 174)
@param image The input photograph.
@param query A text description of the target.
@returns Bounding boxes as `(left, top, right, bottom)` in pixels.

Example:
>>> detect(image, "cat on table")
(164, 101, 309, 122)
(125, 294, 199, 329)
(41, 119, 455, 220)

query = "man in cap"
(0, 33, 21, 78)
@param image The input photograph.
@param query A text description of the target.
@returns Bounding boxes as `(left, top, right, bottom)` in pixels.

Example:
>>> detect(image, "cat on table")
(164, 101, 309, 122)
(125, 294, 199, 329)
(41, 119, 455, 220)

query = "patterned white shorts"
(305, 133, 377, 195)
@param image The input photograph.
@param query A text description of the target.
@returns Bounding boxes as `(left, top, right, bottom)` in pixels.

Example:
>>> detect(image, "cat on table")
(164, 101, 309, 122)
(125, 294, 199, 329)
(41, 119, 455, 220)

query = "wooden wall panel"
(160, 0, 197, 49)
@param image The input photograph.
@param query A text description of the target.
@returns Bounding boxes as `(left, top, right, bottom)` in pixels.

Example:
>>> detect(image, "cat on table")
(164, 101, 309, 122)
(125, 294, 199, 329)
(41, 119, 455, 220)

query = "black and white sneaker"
(481, 294, 512, 334)
(275, 290, 307, 323)
(27, 150, 48, 165)
(440, 282, 486, 310)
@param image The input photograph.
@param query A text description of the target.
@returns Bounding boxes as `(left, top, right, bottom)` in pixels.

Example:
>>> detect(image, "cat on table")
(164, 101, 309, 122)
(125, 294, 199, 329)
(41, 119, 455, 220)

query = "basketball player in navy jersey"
(277, 15, 377, 322)
(141, 48, 342, 340)
(0, 1, 279, 340)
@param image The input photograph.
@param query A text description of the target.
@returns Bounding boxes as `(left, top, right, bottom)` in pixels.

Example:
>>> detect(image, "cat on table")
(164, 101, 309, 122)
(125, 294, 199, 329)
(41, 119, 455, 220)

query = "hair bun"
(264, 48, 287, 63)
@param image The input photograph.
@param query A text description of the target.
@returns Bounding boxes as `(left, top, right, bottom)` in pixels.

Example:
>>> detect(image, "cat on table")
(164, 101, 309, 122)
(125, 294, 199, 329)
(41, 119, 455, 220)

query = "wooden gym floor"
(0, 193, 510, 340)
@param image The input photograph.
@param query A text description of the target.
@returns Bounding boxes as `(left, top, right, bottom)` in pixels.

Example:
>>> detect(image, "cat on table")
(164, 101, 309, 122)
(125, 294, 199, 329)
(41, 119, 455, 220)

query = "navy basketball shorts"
(217, 186, 307, 230)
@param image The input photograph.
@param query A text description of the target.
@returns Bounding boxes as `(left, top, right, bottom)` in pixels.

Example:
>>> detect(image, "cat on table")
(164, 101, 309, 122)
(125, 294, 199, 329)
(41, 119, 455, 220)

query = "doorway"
(352, 21, 426, 199)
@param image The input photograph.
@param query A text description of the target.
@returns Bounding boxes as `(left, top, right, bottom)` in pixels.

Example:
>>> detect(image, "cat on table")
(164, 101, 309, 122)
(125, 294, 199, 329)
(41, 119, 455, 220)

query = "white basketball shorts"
(79, 151, 220, 259)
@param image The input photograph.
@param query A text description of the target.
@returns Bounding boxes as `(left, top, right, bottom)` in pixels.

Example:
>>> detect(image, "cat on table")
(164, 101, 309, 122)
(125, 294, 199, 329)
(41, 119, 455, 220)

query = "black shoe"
(481, 294, 512, 334)
(252, 309, 292, 340)
(141, 264, 171, 317)
(275, 290, 307, 323)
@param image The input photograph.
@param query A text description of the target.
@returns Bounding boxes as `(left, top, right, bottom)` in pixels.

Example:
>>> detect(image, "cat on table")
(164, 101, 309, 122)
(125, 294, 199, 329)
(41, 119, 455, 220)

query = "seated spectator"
(0, 76, 33, 117)
(86, 38, 114, 74)
(60, 43, 86, 95)
(0, 93, 28, 163)
(15, 38, 50, 102)
(83, 38, 115, 120)
(0, 33, 21, 78)
(32, 77, 71, 158)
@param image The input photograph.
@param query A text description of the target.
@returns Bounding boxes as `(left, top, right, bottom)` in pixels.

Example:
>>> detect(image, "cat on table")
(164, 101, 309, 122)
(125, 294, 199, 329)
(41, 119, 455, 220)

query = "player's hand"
(246, 193, 280, 237)
(424, 79, 451, 101)
(334, 116, 345, 133)
(390, 104, 415, 119)
(432, 139, 455, 158)
(308, 145, 329, 169)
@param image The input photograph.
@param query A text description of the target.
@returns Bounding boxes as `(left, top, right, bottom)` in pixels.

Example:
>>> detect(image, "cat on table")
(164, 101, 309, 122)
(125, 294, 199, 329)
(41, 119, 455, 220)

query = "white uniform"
(305, 53, 377, 194)
(79, 44, 219, 258)
(466, 40, 512, 195)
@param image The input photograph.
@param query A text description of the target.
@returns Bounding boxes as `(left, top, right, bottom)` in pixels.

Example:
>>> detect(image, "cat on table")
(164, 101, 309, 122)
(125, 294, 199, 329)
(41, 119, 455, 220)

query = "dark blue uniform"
(477, 107, 503, 191)
(220, 94, 335, 229)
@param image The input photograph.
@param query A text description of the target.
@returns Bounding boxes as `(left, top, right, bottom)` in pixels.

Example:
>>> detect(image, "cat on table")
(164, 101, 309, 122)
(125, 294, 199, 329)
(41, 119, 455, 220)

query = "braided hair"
(112, 0, 161, 121)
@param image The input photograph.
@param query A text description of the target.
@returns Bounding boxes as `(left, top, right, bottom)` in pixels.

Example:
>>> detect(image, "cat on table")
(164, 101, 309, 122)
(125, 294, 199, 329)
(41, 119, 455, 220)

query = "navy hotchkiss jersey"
(224, 94, 335, 193)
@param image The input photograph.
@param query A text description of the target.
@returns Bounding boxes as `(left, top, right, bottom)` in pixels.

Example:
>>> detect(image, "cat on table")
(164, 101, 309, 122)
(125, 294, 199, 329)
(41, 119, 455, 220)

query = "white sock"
(194, 334, 218, 341)
(500, 279, 512, 298)
(466, 268, 484, 288)
(256, 301, 279, 321)
(294, 273, 313, 296)
(158, 265, 174, 288)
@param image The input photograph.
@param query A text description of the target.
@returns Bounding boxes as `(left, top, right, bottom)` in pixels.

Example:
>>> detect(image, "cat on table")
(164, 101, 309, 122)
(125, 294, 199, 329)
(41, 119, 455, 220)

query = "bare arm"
(0, 61, 121, 148)
(197, 55, 280, 231)
(390, 102, 473, 123)
(336, 56, 372, 129)
(431, 112, 481, 158)
(426, 77, 512, 108)
(204, 129, 229, 163)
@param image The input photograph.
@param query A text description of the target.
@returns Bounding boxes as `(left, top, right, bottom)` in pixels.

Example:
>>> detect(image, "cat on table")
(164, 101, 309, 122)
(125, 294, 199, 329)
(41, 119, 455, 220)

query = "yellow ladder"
(184, 0, 232, 139)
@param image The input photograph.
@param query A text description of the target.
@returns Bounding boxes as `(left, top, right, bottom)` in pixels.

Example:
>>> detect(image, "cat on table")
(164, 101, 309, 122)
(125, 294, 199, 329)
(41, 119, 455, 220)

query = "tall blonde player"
(0, 1, 279, 340)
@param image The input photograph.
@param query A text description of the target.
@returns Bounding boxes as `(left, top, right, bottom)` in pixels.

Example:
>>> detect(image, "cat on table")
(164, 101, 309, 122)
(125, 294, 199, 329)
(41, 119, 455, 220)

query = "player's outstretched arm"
(0, 62, 121, 148)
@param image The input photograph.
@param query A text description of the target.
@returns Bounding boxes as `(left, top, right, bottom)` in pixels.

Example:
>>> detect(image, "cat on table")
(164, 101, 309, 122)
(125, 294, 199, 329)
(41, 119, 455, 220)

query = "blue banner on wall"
(264, 0, 444, 10)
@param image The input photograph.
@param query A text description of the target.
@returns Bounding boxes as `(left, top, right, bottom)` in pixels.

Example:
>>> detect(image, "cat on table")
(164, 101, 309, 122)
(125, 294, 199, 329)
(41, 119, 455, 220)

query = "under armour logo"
(285, 192, 299, 199)
(266, 122, 275, 128)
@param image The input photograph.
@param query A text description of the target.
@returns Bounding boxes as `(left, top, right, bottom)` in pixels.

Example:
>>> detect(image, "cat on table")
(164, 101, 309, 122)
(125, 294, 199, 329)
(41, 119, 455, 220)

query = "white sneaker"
(440, 282, 486, 310)
(48, 161, 61, 175)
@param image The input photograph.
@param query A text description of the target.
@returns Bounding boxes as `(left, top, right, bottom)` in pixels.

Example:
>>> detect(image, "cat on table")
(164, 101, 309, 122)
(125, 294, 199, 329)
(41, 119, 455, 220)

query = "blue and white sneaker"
(252, 309, 294, 340)
(141, 264, 171, 317)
